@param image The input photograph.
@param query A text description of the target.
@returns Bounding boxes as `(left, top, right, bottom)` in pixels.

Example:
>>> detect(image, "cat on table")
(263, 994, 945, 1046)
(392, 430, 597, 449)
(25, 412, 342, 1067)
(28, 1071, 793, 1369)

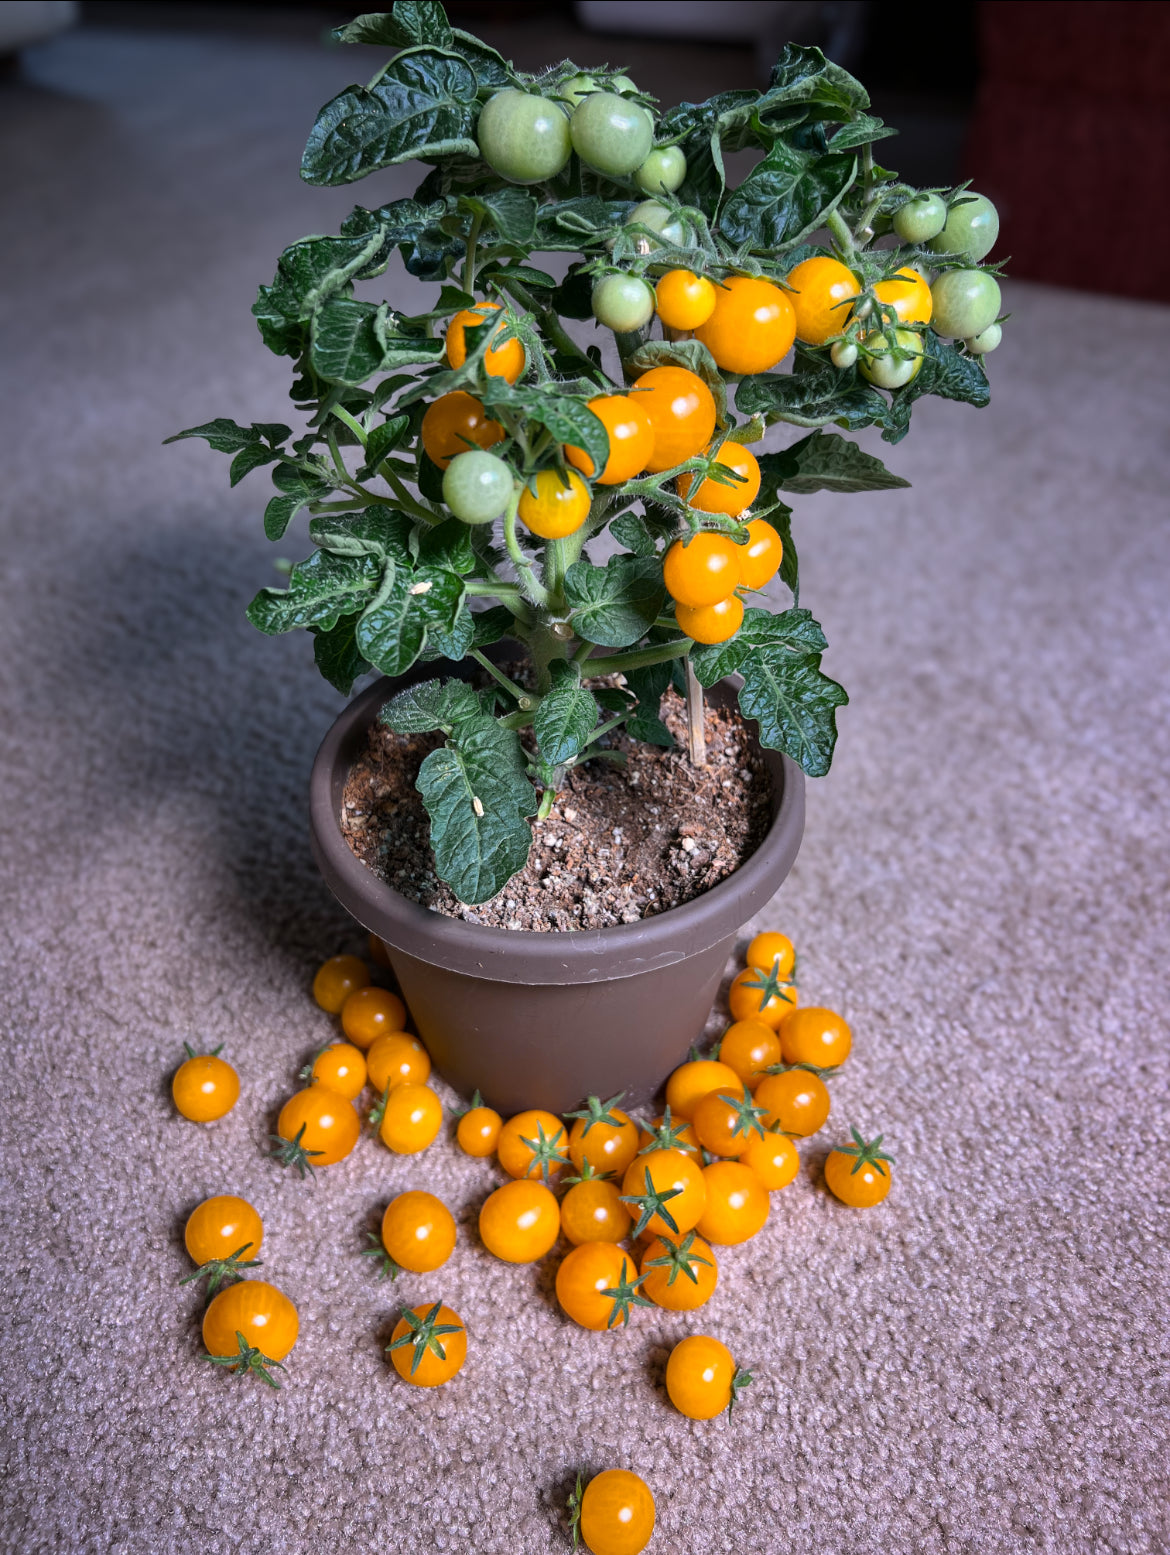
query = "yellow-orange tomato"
(379, 1190, 456, 1274)
(172, 1050, 239, 1123)
(679, 443, 761, 517)
(366, 1031, 430, 1094)
(274, 1085, 360, 1170)
(824, 1128, 894, 1207)
(307, 1042, 366, 1101)
(420, 390, 504, 469)
(696, 1160, 770, 1244)
(561, 1175, 634, 1245)
(567, 1099, 640, 1177)
(456, 1094, 502, 1157)
(556, 1243, 645, 1331)
(479, 1179, 560, 1262)
(631, 366, 716, 473)
(620, 1148, 707, 1239)
(639, 1230, 718, 1311)
(565, 395, 655, 484)
(518, 468, 590, 539)
(872, 267, 933, 326)
(184, 1196, 263, 1269)
(636, 1111, 701, 1159)
(746, 930, 795, 980)
(738, 518, 784, 591)
(663, 531, 741, 607)
(665, 1334, 751, 1419)
(575, 1470, 655, 1555)
(497, 1108, 570, 1183)
(754, 1067, 830, 1136)
(743, 1127, 799, 1190)
(718, 1020, 783, 1089)
(378, 1082, 442, 1154)
(445, 301, 525, 382)
(203, 1280, 298, 1377)
(691, 1085, 768, 1158)
(655, 267, 717, 330)
(780, 1007, 852, 1068)
(728, 965, 798, 1028)
(675, 595, 743, 644)
(341, 985, 406, 1048)
(387, 1301, 466, 1387)
(785, 255, 860, 345)
(664, 1058, 743, 1120)
(312, 954, 369, 1014)
(694, 275, 796, 374)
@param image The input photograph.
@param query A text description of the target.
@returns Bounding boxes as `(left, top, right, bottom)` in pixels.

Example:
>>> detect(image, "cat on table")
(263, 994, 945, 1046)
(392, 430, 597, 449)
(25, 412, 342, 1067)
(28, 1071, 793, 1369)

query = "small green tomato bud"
(966, 322, 1002, 354)
(830, 340, 858, 369)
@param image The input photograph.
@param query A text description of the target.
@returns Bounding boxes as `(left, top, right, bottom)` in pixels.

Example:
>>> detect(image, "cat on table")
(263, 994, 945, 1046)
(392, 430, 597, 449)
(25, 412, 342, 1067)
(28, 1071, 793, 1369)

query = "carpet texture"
(2, 24, 1168, 1555)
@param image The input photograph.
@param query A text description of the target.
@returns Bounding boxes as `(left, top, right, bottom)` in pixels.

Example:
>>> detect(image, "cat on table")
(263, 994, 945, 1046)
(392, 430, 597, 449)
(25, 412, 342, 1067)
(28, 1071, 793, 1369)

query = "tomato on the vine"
(420, 391, 504, 470)
(591, 273, 655, 332)
(743, 1126, 799, 1190)
(639, 1229, 718, 1311)
(663, 531, 741, 607)
(376, 1082, 442, 1154)
(754, 1066, 830, 1136)
(622, 199, 690, 250)
(172, 1046, 239, 1123)
(272, 1085, 359, 1173)
(691, 1085, 769, 1158)
(872, 267, 933, 326)
(779, 1006, 852, 1068)
(386, 1301, 466, 1387)
(654, 268, 716, 330)
(635, 144, 687, 196)
(375, 1190, 456, 1276)
(620, 1148, 707, 1238)
(929, 269, 1001, 340)
(476, 89, 571, 184)
(479, 1179, 560, 1262)
(893, 191, 947, 244)
(928, 192, 999, 261)
(825, 1128, 894, 1207)
(694, 275, 796, 374)
(664, 1058, 743, 1120)
(518, 468, 591, 539)
(696, 1160, 770, 1244)
(784, 255, 859, 345)
(312, 954, 368, 1013)
(679, 442, 761, 517)
(340, 985, 406, 1048)
(456, 1091, 502, 1157)
(366, 1031, 430, 1094)
(203, 1280, 298, 1386)
(675, 594, 743, 644)
(565, 395, 654, 485)
(556, 1243, 647, 1331)
(728, 964, 798, 1027)
(445, 302, 525, 382)
(570, 1469, 656, 1555)
(967, 322, 1002, 354)
(442, 449, 515, 524)
(630, 366, 716, 472)
(858, 328, 924, 389)
(665, 1334, 752, 1419)
(561, 1168, 634, 1245)
(497, 1108, 570, 1182)
(305, 1041, 366, 1101)
(738, 518, 784, 590)
(183, 1196, 263, 1289)
(566, 1093, 640, 1176)
(570, 91, 654, 175)
(718, 1020, 782, 1089)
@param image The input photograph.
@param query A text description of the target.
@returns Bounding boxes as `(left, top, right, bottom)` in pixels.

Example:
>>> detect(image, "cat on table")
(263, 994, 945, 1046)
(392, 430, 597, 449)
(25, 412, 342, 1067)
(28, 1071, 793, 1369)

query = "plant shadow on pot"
(310, 653, 804, 1117)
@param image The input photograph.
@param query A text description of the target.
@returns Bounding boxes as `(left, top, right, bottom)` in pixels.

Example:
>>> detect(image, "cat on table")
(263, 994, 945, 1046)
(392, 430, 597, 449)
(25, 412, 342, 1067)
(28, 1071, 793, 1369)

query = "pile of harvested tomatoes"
(172, 930, 893, 1553)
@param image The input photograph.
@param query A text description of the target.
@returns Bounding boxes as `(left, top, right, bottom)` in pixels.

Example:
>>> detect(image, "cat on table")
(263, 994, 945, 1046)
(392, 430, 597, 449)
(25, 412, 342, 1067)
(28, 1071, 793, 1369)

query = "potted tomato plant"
(170, 2, 1001, 1112)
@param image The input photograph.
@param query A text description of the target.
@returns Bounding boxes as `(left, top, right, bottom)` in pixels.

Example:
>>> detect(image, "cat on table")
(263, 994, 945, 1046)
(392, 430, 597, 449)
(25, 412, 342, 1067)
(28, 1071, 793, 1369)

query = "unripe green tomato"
(442, 450, 514, 524)
(571, 92, 654, 176)
(476, 90, 571, 185)
(830, 340, 858, 369)
(927, 192, 1000, 261)
(626, 199, 688, 248)
(635, 145, 687, 195)
(610, 75, 640, 97)
(966, 322, 1002, 355)
(591, 273, 655, 332)
(859, 328, 924, 389)
(559, 73, 598, 108)
(930, 269, 1001, 339)
(892, 192, 947, 244)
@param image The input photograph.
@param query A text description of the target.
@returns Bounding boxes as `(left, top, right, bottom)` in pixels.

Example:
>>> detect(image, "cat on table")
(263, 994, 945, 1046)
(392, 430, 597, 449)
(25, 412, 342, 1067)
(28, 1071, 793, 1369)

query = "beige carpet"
(2, 21, 1169, 1555)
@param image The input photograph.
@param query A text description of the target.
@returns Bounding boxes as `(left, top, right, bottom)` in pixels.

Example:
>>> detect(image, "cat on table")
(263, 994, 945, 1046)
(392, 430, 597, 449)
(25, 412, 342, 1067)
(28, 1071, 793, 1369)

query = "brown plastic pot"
(309, 664, 804, 1115)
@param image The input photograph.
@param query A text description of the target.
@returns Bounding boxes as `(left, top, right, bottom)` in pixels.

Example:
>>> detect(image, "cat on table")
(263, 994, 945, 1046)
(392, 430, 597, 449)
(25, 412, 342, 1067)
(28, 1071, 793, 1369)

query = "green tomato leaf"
(764, 44, 869, 118)
(458, 188, 537, 246)
(357, 414, 412, 479)
(828, 114, 897, 152)
(478, 381, 609, 479)
(333, 5, 453, 48)
(736, 360, 888, 431)
(422, 601, 477, 662)
(415, 517, 477, 575)
(247, 551, 384, 635)
(565, 555, 666, 650)
(228, 443, 282, 487)
(773, 508, 798, 602)
(624, 337, 728, 426)
(719, 142, 857, 251)
(738, 653, 846, 776)
(341, 196, 464, 283)
(309, 506, 415, 560)
(533, 663, 597, 766)
(609, 512, 659, 558)
(310, 298, 444, 386)
(301, 48, 479, 188)
(252, 231, 393, 358)
(759, 430, 909, 494)
(449, 28, 515, 92)
(878, 331, 991, 446)
(381, 676, 482, 734)
(311, 616, 371, 695)
(264, 464, 332, 542)
(623, 660, 675, 748)
(689, 606, 827, 685)
(356, 563, 465, 675)
(468, 604, 517, 648)
(534, 197, 630, 250)
(165, 418, 290, 454)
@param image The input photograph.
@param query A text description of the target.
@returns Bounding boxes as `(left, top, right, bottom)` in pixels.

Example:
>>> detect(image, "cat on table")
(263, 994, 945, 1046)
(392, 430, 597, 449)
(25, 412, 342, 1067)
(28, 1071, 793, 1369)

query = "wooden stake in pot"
(684, 658, 707, 767)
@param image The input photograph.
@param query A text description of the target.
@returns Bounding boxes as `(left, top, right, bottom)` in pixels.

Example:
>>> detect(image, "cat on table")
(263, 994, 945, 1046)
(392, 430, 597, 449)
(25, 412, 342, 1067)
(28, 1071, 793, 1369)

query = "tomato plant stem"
(503, 485, 551, 610)
(583, 638, 691, 676)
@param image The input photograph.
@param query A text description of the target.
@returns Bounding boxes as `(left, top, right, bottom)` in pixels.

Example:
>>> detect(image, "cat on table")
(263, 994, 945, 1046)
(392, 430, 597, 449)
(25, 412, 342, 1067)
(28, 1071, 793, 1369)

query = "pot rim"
(309, 669, 805, 986)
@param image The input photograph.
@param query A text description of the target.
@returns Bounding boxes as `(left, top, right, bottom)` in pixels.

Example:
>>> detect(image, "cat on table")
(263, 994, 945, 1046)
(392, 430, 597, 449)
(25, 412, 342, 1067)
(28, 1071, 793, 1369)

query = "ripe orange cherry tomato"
(341, 985, 406, 1047)
(518, 468, 591, 539)
(556, 1243, 647, 1331)
(497, 1108, 570, 1183)
(479, 1178, 560, 1262)
(639, 1229, 718, 1311)
(631, 366, 716, 473)
(445, 302, 525, 382)
(728, 964, 798, 1028)
(387, 1301, 466, 1387)
(273, 1085, 360, 1173)
(565, 395, 655, 484)
(825, 1128, 894, 1207)
(743, 1126, 799, 1190)
(780, 1007, 852, 1067)
(679, 442, 761, 517)
(655, 268, 717, 330)
(746, 930, 795, 981)
(366, 1032, 430, 1094)
(739, 518, 784, 591)
(306, 1041, 366, 1101)
(420, 390, 504, 469)
(637, 1109, 702, 1159)
(664, 1058, 743, 1120)
(665, 1334, 752, 1419)
(455, 1091, 502, 1157)
(691, 1085, 769, 1157)
(378, 1082, 442, 1154)
(561, 1171, 634, 1245)
(676, 595, 743, 644)
(172, 1046, 239, 1122)
(718, 1021, 782, 1089)
(785, 255, 859, 345)
(184, 1196, 263, 1284)
(694, 275, 796, 374)
(203, 1280, 298, 1385)
(312, 954, 369, 1013)
(377, 1190, 456, 1275)
(572, 1469, 655, 1555)
(872, 267, 933, 326)
(754, 1067, 830, 1136)
(696, 1160, 770, 1244)
(663, 531, 741, 607)
(566, 1094, 640, 1177)
(621, 1148, 707, 1239)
